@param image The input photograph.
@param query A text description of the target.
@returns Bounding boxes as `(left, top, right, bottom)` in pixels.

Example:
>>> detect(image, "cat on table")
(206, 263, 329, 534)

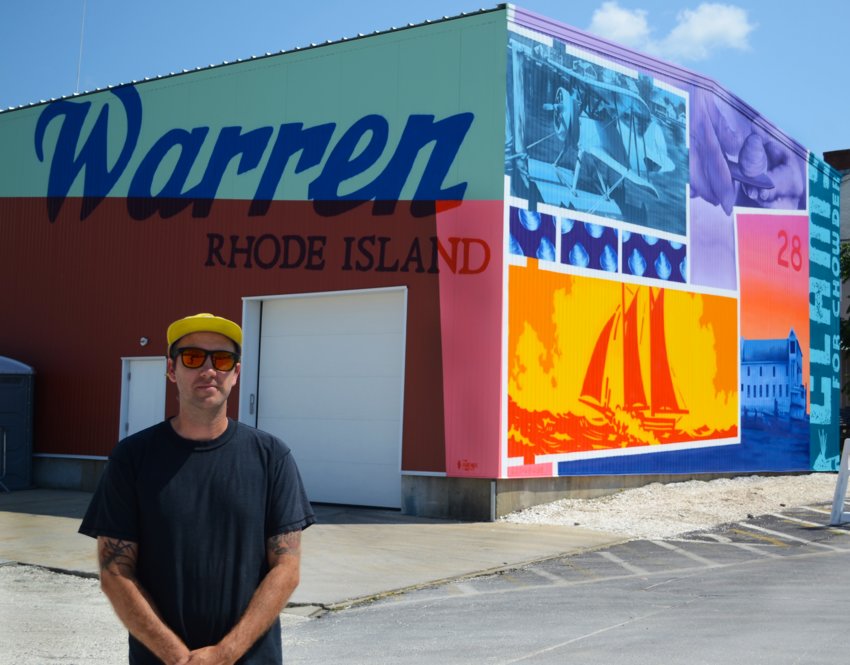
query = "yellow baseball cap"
(166, 313, 243, 351)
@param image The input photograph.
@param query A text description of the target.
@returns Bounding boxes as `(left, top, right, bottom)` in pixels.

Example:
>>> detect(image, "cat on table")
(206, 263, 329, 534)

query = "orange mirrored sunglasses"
(175, 347, 240, 372)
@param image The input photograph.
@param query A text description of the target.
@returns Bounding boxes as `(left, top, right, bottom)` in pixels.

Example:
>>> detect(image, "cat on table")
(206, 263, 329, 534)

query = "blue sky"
(1, 1, 846, 158)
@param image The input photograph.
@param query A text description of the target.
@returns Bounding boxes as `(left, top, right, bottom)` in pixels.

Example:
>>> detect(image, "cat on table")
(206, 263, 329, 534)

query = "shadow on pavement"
(0, 490, 458, 526)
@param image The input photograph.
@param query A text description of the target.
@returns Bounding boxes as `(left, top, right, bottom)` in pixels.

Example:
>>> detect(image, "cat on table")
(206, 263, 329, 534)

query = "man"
(80, 313, 315, 664)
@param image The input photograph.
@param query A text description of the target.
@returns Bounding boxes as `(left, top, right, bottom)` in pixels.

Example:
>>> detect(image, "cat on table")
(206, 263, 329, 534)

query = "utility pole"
(75, 0, 87, 93)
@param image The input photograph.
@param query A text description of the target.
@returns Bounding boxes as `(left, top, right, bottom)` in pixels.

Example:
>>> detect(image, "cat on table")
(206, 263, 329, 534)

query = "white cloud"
(587, 1, 651, 49)
(658, 4, 755, 60)
(586, 2, 756, 62)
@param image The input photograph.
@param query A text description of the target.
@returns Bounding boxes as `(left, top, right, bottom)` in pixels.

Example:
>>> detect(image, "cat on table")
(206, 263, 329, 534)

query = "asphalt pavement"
(280, 505, 850, 664)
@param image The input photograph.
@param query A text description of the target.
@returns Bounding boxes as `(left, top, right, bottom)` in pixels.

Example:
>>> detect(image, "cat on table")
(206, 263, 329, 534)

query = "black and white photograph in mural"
(506, 29, 689, 235)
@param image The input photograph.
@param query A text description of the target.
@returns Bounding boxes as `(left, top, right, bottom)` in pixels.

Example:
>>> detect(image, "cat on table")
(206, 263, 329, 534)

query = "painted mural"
(737, 211, 811, 469)
(808, 156, 842, 471)
(504, 20, 840, 477)
(506, 28, 689, 235)
(507, 267, 739, 470)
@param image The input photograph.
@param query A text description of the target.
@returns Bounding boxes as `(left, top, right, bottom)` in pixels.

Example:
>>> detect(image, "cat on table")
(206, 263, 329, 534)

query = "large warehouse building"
(0, 5, 841, 519)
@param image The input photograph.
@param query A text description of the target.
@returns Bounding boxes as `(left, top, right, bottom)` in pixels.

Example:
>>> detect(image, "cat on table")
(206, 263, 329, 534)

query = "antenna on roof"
(75, 0, 87, 94)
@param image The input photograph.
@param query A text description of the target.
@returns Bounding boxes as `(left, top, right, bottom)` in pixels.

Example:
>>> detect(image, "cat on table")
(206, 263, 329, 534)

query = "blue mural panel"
(560, 220, 618, 272)
(506, 30, 689, 235)
(622, 232, 686, 282)
(509, 207, 557, 260)
(808, 157, 842, 470)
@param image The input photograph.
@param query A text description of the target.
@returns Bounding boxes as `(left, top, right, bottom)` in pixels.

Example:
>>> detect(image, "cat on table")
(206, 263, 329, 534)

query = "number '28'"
(777, 230, 802, 271)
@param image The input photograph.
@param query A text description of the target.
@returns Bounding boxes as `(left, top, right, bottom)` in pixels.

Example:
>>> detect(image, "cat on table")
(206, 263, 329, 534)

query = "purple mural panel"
(688, 87, 808, 289)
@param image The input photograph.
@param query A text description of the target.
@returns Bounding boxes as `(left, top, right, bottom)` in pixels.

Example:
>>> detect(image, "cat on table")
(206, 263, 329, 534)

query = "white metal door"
(255, 289, 406, 508)
(120, 357, 167, 439)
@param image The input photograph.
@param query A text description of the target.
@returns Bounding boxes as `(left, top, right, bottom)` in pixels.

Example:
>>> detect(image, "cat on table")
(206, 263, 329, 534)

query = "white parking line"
(768, 513, 824, 527)
(798, 506, 831, 516)
(768, 513, 850, 535)
(737, 523, 842, 551)
(450, 583, 480, 595)
(597, 551, 649, 576)
(528, 567, 567, 584)
(701, 533, 781, 558)
(499, 606, 675, 664)
(650, 540, 718, 567)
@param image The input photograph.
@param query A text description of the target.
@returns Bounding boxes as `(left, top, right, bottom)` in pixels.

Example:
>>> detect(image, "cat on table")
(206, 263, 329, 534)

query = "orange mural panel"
(508, 264, 738, 462)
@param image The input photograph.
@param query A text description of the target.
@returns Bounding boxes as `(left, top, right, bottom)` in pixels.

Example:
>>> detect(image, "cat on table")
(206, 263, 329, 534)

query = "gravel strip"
(501, 473, 839, 539)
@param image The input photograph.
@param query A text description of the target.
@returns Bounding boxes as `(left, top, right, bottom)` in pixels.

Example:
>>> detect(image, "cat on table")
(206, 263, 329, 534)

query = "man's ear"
(166, 357, 177, 383)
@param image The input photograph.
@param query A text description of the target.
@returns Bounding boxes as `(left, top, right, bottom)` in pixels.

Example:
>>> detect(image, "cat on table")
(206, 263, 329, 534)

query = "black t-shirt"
(79, 419, 315, 664)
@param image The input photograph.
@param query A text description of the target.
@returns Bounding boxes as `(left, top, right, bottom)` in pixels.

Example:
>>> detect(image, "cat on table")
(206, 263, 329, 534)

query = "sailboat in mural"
(578, 284, 687, 442)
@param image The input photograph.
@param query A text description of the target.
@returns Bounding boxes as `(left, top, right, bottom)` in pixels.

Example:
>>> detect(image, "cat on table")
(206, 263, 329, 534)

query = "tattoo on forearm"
(267, 531, 301, 557)
(99, 538, 137, 576)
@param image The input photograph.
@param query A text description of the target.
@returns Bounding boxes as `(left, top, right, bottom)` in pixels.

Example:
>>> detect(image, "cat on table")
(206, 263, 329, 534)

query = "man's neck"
(170, 409, 229, 441)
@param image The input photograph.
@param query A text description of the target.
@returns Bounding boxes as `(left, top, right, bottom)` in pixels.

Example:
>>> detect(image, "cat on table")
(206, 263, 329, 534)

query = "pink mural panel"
(438, 200, 505, 477)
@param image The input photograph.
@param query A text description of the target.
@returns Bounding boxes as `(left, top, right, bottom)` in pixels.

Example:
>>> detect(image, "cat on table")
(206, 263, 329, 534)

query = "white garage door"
(256, 289, 406, 508)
